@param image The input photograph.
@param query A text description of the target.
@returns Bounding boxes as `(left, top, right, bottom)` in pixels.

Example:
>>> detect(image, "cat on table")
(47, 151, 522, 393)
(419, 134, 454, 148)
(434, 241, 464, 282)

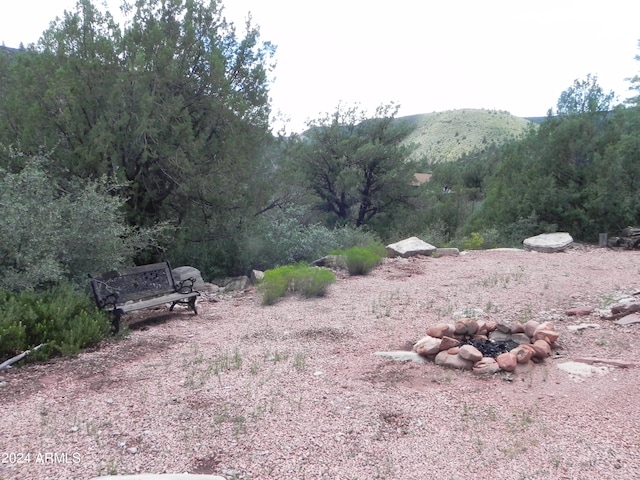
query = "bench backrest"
(89, 262, 177, 307)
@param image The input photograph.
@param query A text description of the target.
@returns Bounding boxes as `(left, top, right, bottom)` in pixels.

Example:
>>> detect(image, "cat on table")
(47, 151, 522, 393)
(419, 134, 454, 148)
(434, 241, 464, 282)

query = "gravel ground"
(1, 247, 640, 480)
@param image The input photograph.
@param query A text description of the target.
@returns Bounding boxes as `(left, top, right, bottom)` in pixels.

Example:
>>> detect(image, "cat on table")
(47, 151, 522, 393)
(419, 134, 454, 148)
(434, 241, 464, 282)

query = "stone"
(472, 357, 500, 376)
(476, 320, 488, 335)
(510, 322, 525, 334)
(511, 345, 534, 364)
(488, 330, 512, 342)
(557, 361, 612, 382)
(250, 270, 264, 283)
(485, 321, 498, 333)
(413, 335, 442, 356)
(533, 329, 559, 345)
(426, 323, 454, 338)
(510, 333, 532, 345)
(447, 347, 460, 355)
(172, 266, 206, 290)
(523, 320, 540, 338)
(434, 351, 474, 370)
(614, 313, 640, 326)
(311, 254, 346, 269)
(531, 339, 552, 358)
(439, 336, 460, 350)
(496, 352, 517, 372)
(496, 322, 512, 333)
(459, 345, 483, 363)
(459, 318, 479, 336)
(610, 298, 640, 315)
(523, 232, 573, 253)
(385, 236, 437, 258)
(374, 351, 427, 363)
(572, 357, 636, 368)
(566, 306, 594, 316)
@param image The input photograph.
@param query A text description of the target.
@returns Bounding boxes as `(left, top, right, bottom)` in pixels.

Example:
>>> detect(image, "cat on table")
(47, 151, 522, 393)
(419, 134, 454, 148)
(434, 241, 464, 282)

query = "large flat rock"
(386, 236, 436, 258)
(523, 232, 573, 253)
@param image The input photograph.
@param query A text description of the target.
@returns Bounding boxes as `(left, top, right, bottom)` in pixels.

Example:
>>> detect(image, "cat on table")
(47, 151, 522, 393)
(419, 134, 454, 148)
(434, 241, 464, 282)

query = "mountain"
(399, 108, 534, 163)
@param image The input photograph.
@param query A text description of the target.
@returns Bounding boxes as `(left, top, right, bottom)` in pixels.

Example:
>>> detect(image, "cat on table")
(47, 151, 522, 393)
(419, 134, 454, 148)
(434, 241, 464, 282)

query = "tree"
(293, 103, 417, 231)
(0, 0, 277, 275)
(555, 74, 615, 116)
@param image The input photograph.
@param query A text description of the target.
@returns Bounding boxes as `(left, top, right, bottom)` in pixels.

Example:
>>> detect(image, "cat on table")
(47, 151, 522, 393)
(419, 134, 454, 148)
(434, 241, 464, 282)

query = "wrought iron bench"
(89, 262, 200, 332)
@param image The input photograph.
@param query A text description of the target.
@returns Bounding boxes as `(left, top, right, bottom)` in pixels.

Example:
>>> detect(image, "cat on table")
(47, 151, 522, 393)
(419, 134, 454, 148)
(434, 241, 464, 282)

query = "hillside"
(400, 108, 534, 163)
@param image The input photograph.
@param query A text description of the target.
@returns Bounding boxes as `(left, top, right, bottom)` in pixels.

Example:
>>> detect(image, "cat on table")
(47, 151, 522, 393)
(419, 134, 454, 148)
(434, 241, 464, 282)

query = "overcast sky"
(2, 0, 639, 132)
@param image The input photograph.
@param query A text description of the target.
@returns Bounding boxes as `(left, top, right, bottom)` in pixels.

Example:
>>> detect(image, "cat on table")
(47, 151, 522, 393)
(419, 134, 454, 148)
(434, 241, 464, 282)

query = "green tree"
(0, 0, 277, 275)
(293, 103, 417, 231)
(555, 73, 615, 116)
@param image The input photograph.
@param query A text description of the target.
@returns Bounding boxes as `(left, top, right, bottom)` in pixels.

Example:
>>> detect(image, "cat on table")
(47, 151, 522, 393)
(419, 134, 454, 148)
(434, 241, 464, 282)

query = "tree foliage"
(0, 0, 276, 276)
(292, 103, 418, 231)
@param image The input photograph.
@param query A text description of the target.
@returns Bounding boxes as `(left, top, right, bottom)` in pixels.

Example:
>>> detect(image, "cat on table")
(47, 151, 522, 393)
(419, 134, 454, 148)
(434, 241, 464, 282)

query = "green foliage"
(240, 207, 382, 273)
(336, 243, 385, 275)
(0, 156, 164, 291)
(0, 283, 111, 363)
(462, 232, 484, 250)
(259, 264, 336, 305)
(292, 103, 418, 229)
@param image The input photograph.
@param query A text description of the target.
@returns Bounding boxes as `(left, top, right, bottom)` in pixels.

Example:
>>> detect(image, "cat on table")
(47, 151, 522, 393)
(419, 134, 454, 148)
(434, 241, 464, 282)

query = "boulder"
(385, 237, 437, 258)
(413, 335, 442, 356)
(523, 232, 573, 253)
(531, 339, 552, 359)
(426, 323, 454, 338)
(172, 266, 206, 290)
(472, 357, 500, 376)
(434, 351, 474, 370)
(458, 345, 483, 363)
(496, 352, 517, 372)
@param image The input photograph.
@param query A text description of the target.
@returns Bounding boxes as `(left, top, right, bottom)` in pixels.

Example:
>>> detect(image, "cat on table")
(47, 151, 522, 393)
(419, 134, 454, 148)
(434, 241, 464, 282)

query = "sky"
(1, 0, 640, 133)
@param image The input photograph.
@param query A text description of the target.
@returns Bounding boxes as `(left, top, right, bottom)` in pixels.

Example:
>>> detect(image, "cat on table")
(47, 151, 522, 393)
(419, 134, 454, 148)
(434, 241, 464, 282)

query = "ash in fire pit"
(459, 338, 519, 359)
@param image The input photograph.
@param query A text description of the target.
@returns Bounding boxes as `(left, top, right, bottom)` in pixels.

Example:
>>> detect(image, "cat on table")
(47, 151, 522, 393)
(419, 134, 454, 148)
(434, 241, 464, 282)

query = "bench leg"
(112, 310, 122, 334)
(189, 296, 198, 315)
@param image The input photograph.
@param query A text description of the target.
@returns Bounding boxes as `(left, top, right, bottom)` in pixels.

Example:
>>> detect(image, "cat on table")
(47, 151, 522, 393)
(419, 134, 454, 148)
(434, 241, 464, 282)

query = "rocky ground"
(1, 247, 640, 480)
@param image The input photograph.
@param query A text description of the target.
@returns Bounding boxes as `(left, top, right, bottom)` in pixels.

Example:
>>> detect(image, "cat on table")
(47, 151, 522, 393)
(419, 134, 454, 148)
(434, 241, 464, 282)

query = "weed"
(293, 352, 306, 371)
(259, 264, 336, 305)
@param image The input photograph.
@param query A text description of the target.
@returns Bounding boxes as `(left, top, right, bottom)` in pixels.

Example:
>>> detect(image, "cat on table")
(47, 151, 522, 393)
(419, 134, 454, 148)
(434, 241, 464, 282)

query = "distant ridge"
(399, 108, 533, 163)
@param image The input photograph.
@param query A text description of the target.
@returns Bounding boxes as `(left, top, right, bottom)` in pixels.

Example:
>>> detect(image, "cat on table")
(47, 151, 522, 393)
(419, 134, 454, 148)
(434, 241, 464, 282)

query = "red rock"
(413, 335, 442, 356)
(461, 318, 479, 335)
(510, 322, 525, 334)
(531, 339, 552, 358)
(485, 321, 498, 333)
(566, 306, 594, 316)
(496, 352, 517, 372)
(523, 320, 540, 338)
(439, 336, 460, 350)
(511, 345, 534, 364)
(459, 345, 483, 363)
(426, 323, 454, 338)
(472, 357, 500, 375)
(534, 322, 555, 334)
(447, 347, 460, 355)
(610, 298, 640, 315)
(533, 329, 559, 345)
(476, 320, 488, 336)
(437, 352, 474, 370)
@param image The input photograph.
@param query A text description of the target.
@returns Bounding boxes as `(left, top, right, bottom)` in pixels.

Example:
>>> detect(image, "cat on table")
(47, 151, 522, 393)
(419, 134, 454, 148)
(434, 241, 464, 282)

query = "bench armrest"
(175, 277, 197, 294)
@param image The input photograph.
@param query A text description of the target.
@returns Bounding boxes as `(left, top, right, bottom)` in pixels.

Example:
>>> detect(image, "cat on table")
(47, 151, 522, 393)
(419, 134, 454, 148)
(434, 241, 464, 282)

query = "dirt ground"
(1, 246, 640, 480)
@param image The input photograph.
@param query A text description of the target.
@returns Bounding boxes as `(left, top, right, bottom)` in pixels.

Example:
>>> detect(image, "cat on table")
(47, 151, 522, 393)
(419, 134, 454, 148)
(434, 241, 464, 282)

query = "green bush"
(335, 243, 385, 276)
(0, 156, 166, 291)
(0, 283, 111, 363)
(259, 264, 336, 305)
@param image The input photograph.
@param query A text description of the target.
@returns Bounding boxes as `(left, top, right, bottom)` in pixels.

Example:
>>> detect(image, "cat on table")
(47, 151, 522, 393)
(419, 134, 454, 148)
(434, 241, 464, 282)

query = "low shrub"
(337, 243, 386, 276)
(259, 264, 336, 305)
(0, 283, 112, 364)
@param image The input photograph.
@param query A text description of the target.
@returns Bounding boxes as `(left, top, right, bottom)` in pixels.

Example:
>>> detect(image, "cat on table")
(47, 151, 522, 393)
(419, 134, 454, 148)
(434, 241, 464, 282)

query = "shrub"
(259, 264, 336, 305)
(0, 283, 111, 363)
(462, 232, 484, 250)
(0, 156, 166, 291)
(336, 243, 385, 276)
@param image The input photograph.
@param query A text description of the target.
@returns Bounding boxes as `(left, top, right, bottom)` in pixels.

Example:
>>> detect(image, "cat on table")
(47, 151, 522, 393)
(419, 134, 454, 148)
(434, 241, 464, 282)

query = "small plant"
(462, 232, 484, 250)
(259, 264, 336, 305)
(335, 242, 385, 276)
